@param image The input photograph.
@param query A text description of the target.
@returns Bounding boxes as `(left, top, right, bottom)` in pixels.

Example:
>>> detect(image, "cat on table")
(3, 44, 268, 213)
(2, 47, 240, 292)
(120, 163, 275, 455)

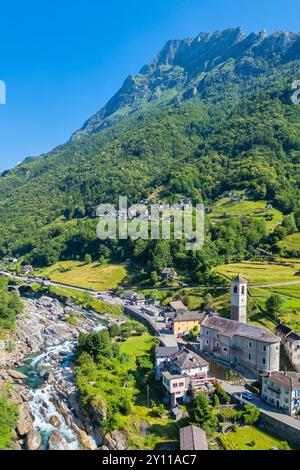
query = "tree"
(192, 392, 218, 434)
(78, 330, 114, 361)
(241, 404, 260, 425)
(84, 254, 92, 264)
(109, 324, 121, 338)
(0, 390, 19, 450)
(214, 383, 230, 404)
(266, 294, 285, 315)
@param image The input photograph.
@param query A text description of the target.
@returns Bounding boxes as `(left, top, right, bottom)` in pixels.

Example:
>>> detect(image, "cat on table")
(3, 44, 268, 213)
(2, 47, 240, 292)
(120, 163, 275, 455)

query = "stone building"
(200, 315, 280, 378)
(276, 323, 300, 372)
(262, 371, 300, 416)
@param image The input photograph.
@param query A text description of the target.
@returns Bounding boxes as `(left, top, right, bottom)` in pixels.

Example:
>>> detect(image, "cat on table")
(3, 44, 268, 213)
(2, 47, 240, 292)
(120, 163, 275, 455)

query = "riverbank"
(0, 295, 110, 450)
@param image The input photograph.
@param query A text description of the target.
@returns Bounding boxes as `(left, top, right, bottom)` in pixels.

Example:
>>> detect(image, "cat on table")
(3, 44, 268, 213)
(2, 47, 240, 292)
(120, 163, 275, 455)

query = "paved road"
(222, 381, 300, 431)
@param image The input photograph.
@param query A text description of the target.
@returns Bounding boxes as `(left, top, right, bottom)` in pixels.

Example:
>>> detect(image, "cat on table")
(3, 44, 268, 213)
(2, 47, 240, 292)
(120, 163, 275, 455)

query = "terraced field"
(211, 198, 283, 232)
(38, 261, 127, 291)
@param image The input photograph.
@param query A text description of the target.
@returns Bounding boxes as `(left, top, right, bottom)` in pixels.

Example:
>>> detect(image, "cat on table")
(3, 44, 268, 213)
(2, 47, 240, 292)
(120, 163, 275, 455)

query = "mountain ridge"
(71, 28, 300, 142)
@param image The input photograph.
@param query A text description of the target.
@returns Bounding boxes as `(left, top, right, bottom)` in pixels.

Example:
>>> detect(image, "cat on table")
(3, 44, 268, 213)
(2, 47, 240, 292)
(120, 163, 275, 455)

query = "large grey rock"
(48, 431, 69, 451)
(25, 430, 42, 450)
(17, 403, 34, 436)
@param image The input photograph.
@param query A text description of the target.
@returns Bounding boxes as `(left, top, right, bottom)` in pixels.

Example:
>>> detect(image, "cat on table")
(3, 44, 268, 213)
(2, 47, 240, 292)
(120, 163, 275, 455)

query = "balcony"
(267, 385, 281, 396)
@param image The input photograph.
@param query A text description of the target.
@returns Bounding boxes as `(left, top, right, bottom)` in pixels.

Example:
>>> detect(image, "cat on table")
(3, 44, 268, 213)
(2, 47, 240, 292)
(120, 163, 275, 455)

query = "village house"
(261, 371, 300, 416)
(165, 300, 187, 313)
(155, 346, 178, 379)
(276, 323, 300, 372)
(180, 426, 208, 451)
(166, 310, 204, 336)
(160, 348, 214, 406)
(124, 291, 146, 306)
(161, 267, 178, 281)
(3, 257, 18, 265)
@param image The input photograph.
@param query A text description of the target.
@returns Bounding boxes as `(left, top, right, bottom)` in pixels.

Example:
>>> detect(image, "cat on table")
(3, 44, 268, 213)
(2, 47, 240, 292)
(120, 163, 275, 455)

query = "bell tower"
(231, 275, 248, 324)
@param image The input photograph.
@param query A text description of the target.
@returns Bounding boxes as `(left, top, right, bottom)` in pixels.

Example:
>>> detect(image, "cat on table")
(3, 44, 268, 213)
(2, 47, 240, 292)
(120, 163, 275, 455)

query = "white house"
(262, 371, 300, 416)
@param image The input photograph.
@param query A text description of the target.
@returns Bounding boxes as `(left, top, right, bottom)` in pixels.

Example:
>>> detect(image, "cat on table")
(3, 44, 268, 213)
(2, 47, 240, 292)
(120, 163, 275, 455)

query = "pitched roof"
(168, 300, 187, 311)
(263, 371, 300, 391)
(155, 346, 178, 358)
(232, 274, 248, 284)
(276, 323, 293, 336)
(170, 348, 209, 370)
(287, 331, 300, 342)
(180, 426, 208, 451)
(173, 311, 204, 323)
(202, 316, 280, 343)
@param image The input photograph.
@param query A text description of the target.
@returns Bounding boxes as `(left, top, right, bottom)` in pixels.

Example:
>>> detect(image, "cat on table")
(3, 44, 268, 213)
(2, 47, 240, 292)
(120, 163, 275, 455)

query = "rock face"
(102, 430, 127, 451)
(48, 431, 69, 451)
(25, 430, 42, 450)
(17, 404, 34, 436)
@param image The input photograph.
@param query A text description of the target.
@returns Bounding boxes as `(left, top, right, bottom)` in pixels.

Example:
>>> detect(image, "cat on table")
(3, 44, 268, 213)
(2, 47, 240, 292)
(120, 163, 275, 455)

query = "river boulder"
(25, 430, 42, 450)
(49, 415, 61, 428)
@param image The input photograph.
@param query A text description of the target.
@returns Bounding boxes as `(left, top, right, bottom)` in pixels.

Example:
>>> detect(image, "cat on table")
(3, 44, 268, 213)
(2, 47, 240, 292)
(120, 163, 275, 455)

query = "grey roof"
(287, 332, 300, 342)
(155, 346, 178, 358)
(162, 371, 185, 381)
(263, 371, 300, 391)
(170, 348, 209, 370)
(276, 323, 293, 336)
(173, 311, 204, 322)
(168, 301, 187, 311)
(202, 316, 280, 343)
(232, 274, 248, 284)
(180, 426, 208, 451)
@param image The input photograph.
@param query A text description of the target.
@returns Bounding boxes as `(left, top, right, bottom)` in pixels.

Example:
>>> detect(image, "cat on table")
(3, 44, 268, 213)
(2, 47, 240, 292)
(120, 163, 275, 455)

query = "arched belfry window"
(241, 286, 245, 295)
(234, 286, 238, 294)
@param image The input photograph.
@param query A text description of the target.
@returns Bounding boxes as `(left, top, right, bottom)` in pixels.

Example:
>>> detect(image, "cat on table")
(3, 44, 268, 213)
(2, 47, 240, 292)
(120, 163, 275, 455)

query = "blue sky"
(0, 0, 299, 171)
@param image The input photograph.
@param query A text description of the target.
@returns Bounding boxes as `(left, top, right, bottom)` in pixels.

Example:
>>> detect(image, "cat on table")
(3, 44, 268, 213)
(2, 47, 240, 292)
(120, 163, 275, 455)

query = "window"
(234, 286, 238, 294)
(216, 342, 220, 348)
(179, 382, 184, 387)
(206, 339, 209, 345)
(242, 286, 245, 295)
(173, 383, 178, 389)
(249, 354, 251, 360)
(262, 346, 266, 352)
(262, 358, 266, 365)
(249, 342, 252, 348)
(223, 347, 228, 352)
(206, 330, 209, 336)
(216, 334, 219, 339)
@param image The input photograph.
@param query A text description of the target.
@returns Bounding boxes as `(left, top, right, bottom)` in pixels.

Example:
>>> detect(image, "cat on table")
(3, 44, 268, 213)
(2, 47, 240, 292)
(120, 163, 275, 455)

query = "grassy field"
(223, 426, 293, 450)
(214, 259, 300, 284)
(278, 233, 300, 251)
(211, 198, 283, 232)
(39, 261, 127, 291)
(120, 334, 157, 357)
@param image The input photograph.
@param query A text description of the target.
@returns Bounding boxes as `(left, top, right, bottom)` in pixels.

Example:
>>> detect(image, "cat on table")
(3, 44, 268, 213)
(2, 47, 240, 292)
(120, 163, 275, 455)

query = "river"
(10, 295, 107, 450)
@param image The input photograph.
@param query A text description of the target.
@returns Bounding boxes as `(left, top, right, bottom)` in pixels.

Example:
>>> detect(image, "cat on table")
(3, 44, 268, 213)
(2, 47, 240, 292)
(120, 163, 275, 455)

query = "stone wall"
(260, 412, 300, 448)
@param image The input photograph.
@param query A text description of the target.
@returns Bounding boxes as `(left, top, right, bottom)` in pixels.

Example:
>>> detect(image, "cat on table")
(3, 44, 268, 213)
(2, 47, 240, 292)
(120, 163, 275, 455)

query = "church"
(200, 275, 281, 379)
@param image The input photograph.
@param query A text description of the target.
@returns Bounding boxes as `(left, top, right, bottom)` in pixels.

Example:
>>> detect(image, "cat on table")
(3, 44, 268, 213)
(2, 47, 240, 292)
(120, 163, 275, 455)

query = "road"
(0, 271, 178, 347)
(222, 381, 300, 432)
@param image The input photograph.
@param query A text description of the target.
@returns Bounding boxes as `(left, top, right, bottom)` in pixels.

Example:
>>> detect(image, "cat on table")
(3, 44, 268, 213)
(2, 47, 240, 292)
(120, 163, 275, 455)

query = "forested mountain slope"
(0, 29, 300, 279)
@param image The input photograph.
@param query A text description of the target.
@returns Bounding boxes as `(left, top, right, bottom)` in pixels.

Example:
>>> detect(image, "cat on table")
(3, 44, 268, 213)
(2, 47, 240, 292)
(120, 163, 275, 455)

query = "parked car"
(234, 391, 254, 401)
